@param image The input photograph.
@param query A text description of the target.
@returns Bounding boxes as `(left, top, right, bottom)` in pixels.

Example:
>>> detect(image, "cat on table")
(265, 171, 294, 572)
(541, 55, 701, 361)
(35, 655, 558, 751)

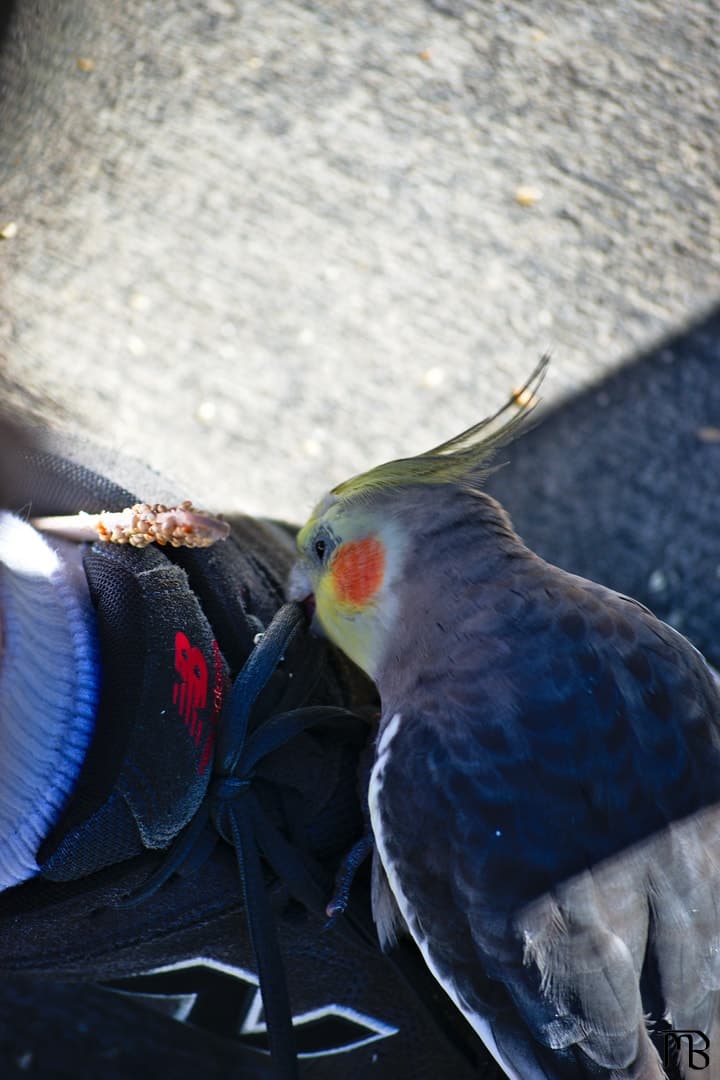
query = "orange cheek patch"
(331, 537, 386, 607)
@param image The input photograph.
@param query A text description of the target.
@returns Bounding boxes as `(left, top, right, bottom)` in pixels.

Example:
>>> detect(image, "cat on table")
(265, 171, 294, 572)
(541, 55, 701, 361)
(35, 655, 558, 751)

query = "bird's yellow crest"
(330, 355, 548, 500)
(290, 357, 549, 677)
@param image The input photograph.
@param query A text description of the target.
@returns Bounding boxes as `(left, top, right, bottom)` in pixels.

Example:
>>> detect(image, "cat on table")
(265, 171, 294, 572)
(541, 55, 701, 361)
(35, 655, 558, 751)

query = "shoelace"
(122, 601, 366, 1079)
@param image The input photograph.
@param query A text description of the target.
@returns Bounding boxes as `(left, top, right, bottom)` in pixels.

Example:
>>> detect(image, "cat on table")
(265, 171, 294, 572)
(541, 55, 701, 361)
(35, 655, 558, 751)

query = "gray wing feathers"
(514, 860, 664, 1076)
(371, 847, 407, 950)
(648, 810, 720, 1080)
(513, 805, 720, 1077)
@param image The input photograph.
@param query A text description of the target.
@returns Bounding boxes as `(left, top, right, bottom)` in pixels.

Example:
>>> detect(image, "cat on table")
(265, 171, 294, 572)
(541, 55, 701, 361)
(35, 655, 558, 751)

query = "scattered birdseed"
(302, 437, 322, 458)
(697, 426, 720, 444)
(511, 385, 537, 408)
(128, 292, 150, 311)
(422, 367, 445, 389)
(515, 185, 542, 208)
(196, 400, 218, 425)
(648, 569, 667, 594)
(127, 335, 146, 356)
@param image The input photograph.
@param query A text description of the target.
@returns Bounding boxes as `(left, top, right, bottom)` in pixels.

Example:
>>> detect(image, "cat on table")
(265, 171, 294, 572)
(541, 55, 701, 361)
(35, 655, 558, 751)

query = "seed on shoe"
(31, 501, 231, 548)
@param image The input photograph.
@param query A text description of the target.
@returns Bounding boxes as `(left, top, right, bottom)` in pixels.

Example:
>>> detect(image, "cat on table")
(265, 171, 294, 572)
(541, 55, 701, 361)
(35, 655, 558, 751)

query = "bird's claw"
(324, 831, 375, 930)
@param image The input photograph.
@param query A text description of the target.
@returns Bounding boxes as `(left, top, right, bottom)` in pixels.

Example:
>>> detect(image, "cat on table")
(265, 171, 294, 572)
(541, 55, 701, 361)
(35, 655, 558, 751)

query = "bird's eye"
(314, 538, 327, 562)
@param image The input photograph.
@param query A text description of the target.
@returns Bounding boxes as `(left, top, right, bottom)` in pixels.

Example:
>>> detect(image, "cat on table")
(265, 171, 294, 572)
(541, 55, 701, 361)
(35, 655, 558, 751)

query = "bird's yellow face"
(288, 495, 406, 681)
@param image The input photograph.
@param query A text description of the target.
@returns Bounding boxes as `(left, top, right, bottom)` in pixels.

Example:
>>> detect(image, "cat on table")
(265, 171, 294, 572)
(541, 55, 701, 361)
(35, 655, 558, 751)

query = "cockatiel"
(288, 360, 720, 1079)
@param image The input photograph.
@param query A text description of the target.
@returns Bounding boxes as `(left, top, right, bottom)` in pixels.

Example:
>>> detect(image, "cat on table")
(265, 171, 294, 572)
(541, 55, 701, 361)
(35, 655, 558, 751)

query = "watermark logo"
(663, 1030, 710, 1071)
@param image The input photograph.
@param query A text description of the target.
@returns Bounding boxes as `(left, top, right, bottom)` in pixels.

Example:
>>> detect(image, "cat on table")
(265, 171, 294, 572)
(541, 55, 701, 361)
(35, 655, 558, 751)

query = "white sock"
(0, 512, 100, 888)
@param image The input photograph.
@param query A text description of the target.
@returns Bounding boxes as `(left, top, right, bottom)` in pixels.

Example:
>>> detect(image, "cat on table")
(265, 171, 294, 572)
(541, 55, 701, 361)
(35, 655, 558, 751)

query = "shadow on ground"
(488, 304, 720, 667)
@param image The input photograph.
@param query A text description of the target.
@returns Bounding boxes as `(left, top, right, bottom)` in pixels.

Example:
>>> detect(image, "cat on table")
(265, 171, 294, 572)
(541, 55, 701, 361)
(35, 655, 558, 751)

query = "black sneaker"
(0, 419, 496, 1080)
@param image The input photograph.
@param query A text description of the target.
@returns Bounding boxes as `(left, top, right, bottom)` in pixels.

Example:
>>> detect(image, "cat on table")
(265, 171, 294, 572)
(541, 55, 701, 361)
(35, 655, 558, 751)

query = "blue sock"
(0, 512, 100, 888)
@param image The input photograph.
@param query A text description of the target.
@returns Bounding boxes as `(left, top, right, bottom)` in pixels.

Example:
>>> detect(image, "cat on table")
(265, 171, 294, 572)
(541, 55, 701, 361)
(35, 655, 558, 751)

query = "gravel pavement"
(1, 0, 718, 520)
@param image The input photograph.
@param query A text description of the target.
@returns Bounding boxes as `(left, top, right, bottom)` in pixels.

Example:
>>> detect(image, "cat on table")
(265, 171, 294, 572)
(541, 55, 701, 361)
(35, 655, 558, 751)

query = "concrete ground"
(1, 0, 718, 523)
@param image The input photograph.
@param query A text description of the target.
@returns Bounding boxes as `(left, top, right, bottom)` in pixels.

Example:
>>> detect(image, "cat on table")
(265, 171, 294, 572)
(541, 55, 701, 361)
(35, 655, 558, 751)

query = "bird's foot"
(324, 831, 374, 928)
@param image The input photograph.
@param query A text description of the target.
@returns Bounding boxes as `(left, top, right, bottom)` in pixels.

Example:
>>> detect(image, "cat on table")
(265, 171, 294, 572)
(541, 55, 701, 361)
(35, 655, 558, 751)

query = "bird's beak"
(287, 560, 321, 632)
(287, 560, 313, 602)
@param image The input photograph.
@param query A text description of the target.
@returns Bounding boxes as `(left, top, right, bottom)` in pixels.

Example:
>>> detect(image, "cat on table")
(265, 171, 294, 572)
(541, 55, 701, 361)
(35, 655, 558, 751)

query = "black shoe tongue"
(38, 542, 230, 881)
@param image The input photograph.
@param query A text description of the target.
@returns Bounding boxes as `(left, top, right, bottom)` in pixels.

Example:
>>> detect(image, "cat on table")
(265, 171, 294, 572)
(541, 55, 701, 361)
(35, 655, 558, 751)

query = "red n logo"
(173, 630, 208, 740)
